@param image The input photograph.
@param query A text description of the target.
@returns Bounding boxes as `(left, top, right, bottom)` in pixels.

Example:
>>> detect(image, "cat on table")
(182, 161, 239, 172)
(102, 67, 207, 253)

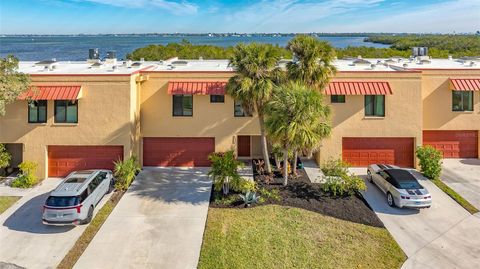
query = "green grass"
(199, 205, 406, 269)
(57, 191, 124, 269)
(0, 196, 21, 214)
(432, 179, 479, 214)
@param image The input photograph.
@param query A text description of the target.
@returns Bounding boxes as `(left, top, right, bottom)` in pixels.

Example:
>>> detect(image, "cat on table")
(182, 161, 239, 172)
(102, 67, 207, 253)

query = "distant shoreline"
(1, 33, 478, 37)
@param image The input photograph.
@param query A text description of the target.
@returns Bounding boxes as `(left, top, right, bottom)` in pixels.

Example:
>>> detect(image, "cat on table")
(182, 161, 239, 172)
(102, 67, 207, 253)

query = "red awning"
(325, 81, 392, 95)
(18, 85, 82, 100)
(167, 81, 227, 95)
(450, 78, 480, 91)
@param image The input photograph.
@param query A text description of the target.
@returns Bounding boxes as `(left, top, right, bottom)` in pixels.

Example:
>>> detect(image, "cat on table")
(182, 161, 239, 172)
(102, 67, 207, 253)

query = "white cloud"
(333, 0, 480, 33)
(212, 0, 478, 33)
(219, 0, 386, 32)
(78, 0, 198, 14)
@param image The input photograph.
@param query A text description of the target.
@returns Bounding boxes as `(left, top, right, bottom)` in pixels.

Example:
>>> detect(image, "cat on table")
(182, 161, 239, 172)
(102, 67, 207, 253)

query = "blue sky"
(0, 0, 478, 34)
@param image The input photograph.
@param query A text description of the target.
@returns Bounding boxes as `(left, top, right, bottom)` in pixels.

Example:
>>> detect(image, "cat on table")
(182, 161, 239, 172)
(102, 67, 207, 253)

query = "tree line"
(127, 34, 480, 61)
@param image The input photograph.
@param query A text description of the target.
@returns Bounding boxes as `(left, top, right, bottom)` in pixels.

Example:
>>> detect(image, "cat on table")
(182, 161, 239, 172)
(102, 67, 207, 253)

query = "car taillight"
(401, 196, 410, 199)
(42, 205, 46, 214)
(76, 205, 82, 213)
(425, 196, 431, 199)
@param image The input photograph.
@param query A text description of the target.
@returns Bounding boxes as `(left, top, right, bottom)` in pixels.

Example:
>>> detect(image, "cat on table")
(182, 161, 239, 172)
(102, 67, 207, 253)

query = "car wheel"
(367, 170, 373, 183)
(82, 206, 94, 225)
(107, 179, 114, 194)
(387, 192, 395, 207)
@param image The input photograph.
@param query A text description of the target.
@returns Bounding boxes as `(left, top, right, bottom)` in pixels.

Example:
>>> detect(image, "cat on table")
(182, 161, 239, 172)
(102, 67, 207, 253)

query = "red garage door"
(342, 137, 414, 167)
(48, 146, 123, 177)
(143, 137, 215, 167)
(423, 131, 478, 158)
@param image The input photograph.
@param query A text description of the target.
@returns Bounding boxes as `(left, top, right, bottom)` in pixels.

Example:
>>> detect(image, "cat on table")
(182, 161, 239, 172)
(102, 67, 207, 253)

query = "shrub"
(416, 146, 442, 179)
(11, 161, 38, 188)
(239, 191, 260, 207)
(208, 151, 243, 195)
(258, 187, 281, 201)
(231, 178, 256, 194)
(321, 158, 366, 196)
(0, 144, 11, 170)
(321, 158, 350, 177)
(114, 156, 141, 191)
(213, 193, 239, 206)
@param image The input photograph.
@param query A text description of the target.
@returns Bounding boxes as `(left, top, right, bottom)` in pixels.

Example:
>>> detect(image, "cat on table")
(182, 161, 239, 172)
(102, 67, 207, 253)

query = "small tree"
(265, 82, 331, 185)
(416, 146, 442, 179)
(1, 55, 31, 116)
(0, 144, 11, 171)
(208, 151, 243, 195)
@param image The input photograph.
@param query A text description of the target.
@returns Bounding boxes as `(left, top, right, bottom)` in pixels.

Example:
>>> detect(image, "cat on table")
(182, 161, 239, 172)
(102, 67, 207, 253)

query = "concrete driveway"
(74, 167, 212, 269)
(0, 178, 111, 269)
(441, 158, 480, 209)
(350, 168, 480, 269)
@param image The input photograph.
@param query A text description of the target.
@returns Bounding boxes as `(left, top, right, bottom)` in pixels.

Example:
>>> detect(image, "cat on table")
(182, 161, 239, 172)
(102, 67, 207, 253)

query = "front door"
(237, 136, 251, 157)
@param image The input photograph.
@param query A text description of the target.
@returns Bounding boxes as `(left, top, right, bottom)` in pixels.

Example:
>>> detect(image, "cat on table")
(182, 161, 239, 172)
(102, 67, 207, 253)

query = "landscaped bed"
(199, 205, 406, 269)
(211, 164, 383, 227)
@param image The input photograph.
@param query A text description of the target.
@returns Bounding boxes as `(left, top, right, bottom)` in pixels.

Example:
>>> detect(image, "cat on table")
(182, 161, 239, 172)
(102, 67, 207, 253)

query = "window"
(452, 91, 473, 112)
(173, 95, 193, 116)
(365, 95, 385, 117)
(54, 100, 78, 123)
(331, 95, 345, 103)
(210, 95, 225, 103)
(28, 100, 47, 123)
(234, 100, 251, 117)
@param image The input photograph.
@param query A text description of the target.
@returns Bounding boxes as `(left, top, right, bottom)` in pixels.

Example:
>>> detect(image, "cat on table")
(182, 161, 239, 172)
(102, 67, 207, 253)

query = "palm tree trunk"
(283, 148, 288, 186)
(293, 151, 298, 175)
(258, 114, 272, 174)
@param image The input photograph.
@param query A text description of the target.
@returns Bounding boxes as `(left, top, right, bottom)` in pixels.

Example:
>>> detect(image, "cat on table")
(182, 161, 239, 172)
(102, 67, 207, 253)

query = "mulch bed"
(210, 163, 384, 228)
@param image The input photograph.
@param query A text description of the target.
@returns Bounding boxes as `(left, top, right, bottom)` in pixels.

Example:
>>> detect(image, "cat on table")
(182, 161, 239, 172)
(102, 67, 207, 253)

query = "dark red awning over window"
(18, 85, 82, 100)
(325, 81, 392, 95)
(450, 78, 480, 91)
(167, 81, 227, 95)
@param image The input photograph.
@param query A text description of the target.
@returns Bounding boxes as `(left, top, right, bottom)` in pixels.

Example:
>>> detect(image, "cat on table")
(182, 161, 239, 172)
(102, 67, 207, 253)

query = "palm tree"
(265, 82, 331, 185)
(226, 43, 284, 174)
(286, 35, 336, 173)
(286, 35, 337, 90)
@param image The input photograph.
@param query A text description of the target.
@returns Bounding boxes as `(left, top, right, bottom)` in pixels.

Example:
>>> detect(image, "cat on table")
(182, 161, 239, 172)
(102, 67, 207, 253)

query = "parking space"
(441, 158, 480, 209)
(351, 168, 480, 269)
(74, 167, 212, 269)
(0, 178, 111, 269)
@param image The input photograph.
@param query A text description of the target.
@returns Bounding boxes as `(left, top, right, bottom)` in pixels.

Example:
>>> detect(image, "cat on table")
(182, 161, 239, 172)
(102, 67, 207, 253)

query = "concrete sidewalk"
(74, 167, 212, 269)
(350, 168, 480, 269)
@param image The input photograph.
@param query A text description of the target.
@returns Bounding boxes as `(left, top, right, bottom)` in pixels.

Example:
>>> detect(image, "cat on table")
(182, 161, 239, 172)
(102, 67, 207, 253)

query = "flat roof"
(18, 57, 480, 75)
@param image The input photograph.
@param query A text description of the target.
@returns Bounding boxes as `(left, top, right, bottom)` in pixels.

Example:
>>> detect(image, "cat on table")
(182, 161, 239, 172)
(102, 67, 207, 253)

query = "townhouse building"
(0, 57, 478, 178)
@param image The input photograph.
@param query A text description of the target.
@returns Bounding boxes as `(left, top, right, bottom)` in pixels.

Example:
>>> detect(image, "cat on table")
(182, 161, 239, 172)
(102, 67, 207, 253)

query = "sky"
(0, 0, 479, 34)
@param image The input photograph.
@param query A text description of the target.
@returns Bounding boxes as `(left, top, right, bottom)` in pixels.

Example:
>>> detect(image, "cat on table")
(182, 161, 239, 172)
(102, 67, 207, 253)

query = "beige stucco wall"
(0, 75, 138, 178)
(422, 70, 480, 130)
(421, 69, 480, 158)
(316, 72, 424, 167)
(139, 72, 260, 165)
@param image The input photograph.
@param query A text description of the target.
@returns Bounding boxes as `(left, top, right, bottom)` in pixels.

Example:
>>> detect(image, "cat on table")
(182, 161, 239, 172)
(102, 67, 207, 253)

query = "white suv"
(42, 170, 114, 225)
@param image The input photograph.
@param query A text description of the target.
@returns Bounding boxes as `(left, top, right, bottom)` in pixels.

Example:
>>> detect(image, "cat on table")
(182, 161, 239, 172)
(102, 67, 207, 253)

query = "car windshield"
(46, 196, 79, 207)
(398, 181, 423, 189)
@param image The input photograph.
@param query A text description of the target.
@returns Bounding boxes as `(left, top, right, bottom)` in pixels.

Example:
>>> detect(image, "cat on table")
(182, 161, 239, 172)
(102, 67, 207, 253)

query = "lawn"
(199, 205, 406, 269)
(0, 196, 21, 214)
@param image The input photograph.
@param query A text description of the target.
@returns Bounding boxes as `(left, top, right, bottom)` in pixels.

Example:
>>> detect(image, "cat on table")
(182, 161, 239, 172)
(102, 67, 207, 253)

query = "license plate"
(415, 201, 421, 205)
(57, 213, 63, 218)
